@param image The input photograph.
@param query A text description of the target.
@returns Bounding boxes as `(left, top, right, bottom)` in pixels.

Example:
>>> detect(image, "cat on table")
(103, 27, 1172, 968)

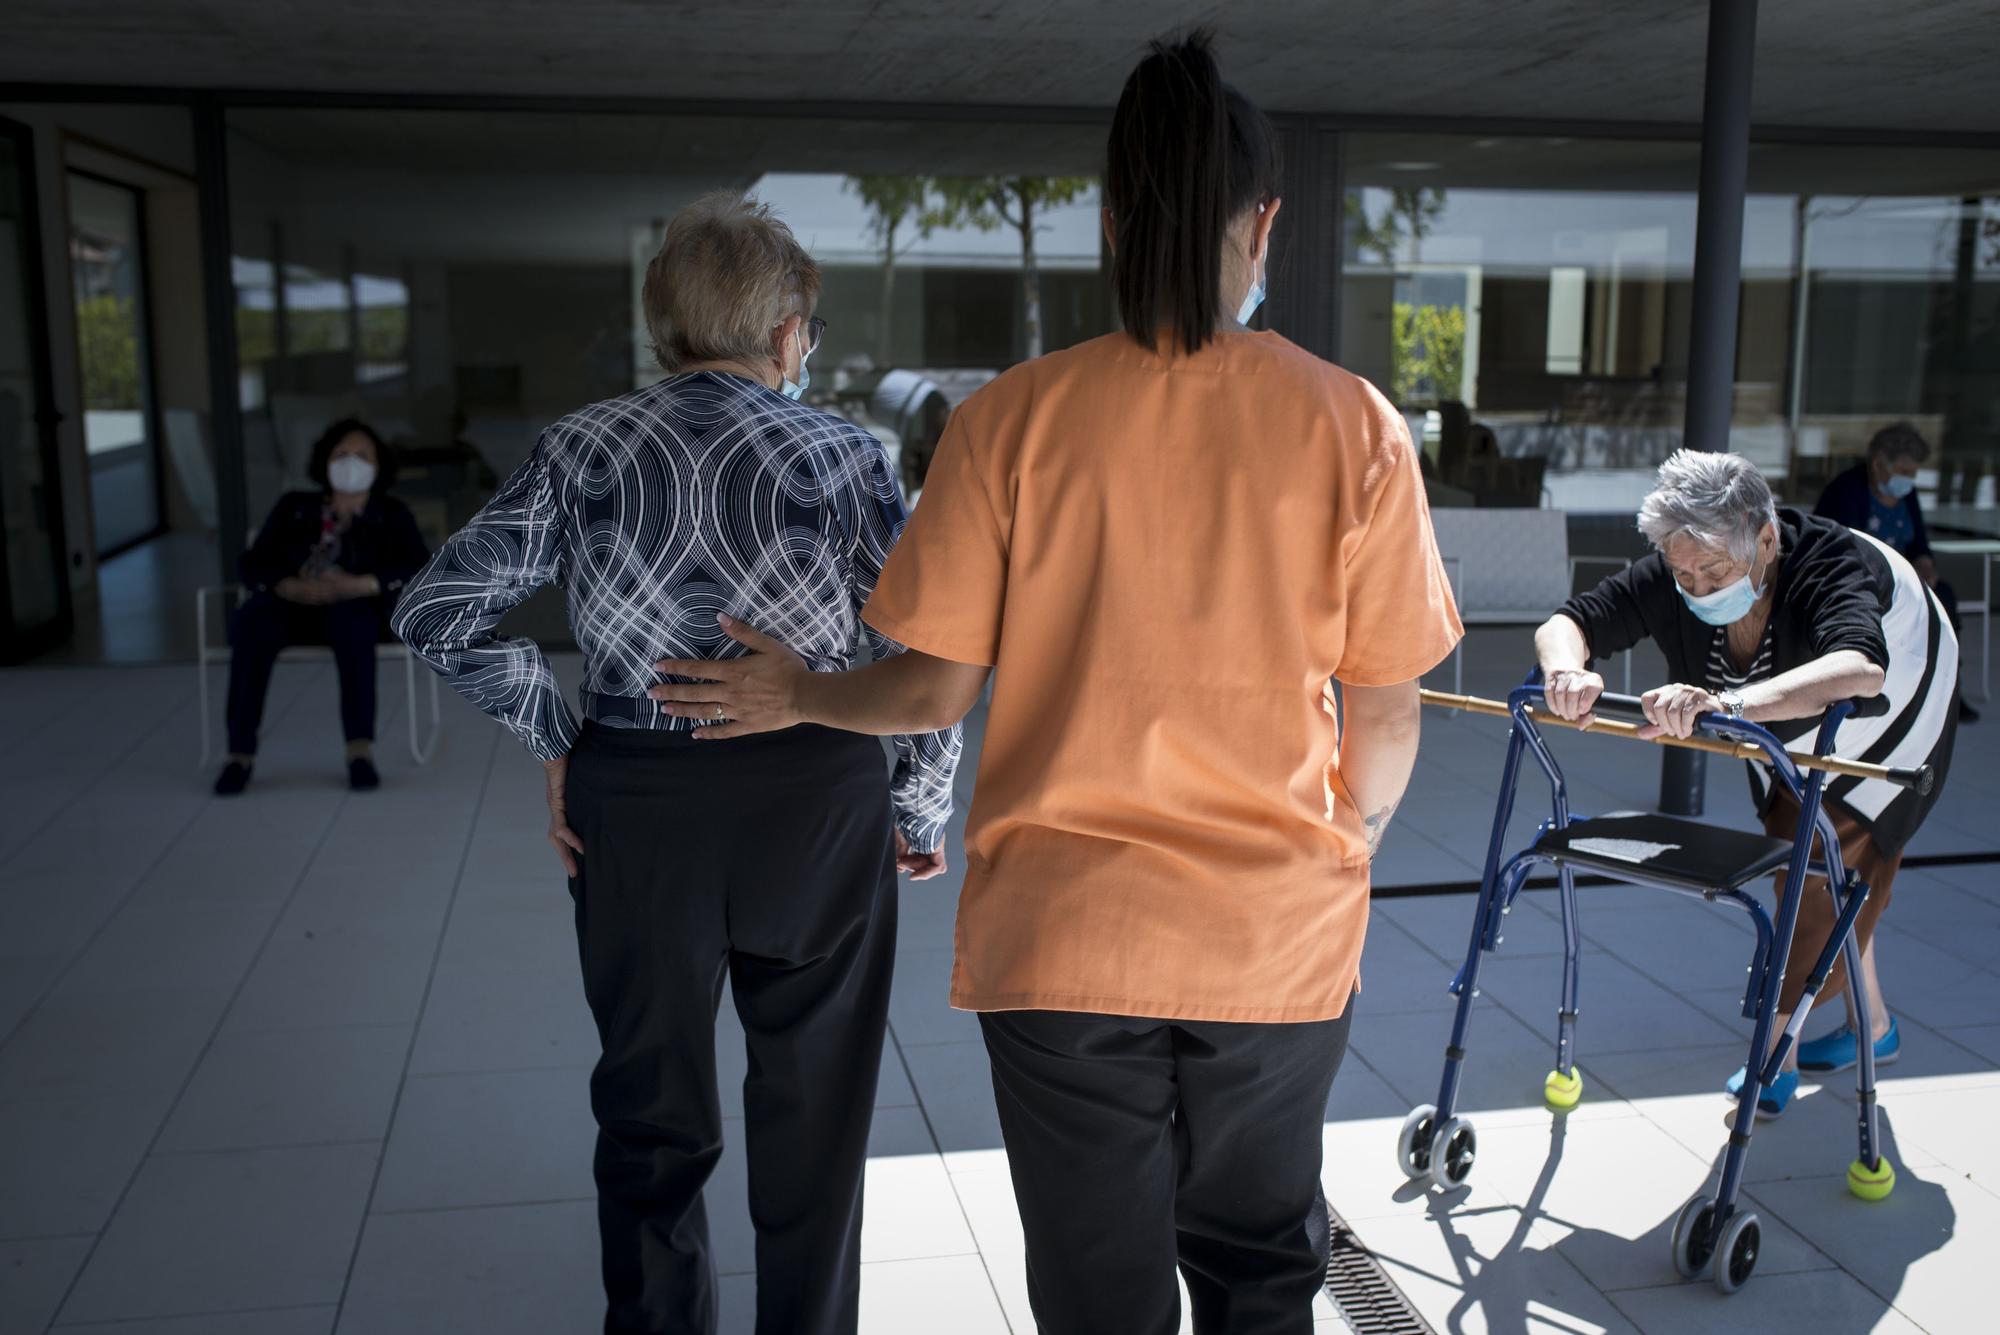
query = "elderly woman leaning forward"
(1537, 450, 1958, 1118)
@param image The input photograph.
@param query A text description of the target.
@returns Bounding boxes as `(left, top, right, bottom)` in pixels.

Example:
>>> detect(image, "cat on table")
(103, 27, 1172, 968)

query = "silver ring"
(713, 705, 725, 720)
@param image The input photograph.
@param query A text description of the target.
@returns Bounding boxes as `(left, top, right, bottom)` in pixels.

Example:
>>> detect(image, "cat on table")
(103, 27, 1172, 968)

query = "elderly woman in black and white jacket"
(1534, 449, 1958, 1118)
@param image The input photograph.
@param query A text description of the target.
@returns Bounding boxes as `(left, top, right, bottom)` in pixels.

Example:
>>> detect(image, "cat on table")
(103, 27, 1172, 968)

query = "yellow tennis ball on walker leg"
(1544, 1068, 1584, 1112)
(1848, 1156, 1896, 1201)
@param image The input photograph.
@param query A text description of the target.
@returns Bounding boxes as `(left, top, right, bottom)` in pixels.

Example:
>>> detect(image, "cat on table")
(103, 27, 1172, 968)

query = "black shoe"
(348, 756, 380, 791)
(213, 760, 253, 796)
(1961, 699, 1981, 724)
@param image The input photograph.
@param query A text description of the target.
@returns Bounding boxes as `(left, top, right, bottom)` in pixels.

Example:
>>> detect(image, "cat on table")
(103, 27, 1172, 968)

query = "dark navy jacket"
(1814, 462, 1931, 562)
(239, 490, 432, 610)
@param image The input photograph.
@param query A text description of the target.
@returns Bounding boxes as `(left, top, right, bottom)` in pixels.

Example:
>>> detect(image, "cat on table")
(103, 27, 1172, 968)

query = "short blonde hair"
(643, 192, 820, 373)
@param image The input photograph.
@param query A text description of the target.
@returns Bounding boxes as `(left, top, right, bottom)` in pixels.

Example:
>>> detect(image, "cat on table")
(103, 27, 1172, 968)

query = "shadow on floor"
(1399, 1109, 1952, 1334)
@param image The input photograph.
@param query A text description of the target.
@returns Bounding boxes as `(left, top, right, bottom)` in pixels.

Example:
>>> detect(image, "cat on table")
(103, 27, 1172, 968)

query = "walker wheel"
(1670, 1195, 1717, 1279)
(1544, 1067, 1584, 1112)
(1847, 1156, 1897, 1202)
(1395, 1105, 1437, 1180)
(1427, 1116, 1477, 1192)
(1713, 1210, 1761, 1295)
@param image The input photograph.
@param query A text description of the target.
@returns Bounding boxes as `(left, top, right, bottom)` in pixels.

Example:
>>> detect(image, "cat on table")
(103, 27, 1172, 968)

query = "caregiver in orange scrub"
(646, 30, 1461, 1335)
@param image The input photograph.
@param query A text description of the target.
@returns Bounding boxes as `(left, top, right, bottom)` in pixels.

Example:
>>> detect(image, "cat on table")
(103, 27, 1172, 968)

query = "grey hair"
(1636, 450, 1778, 563)
(642, 192, 820, 374)
(1867, 421, 1931, 465)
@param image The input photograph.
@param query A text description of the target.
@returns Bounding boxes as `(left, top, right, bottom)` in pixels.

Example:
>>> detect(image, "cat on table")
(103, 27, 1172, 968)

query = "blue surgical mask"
(780, 327, 811, 401)
(1884, 474, 1916, 500)
(1237, 263, 1266, 326)
(1677, 553, 1767, 627)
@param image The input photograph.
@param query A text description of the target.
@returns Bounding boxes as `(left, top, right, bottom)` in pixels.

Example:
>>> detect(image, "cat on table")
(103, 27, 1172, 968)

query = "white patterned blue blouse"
(393, 371, 963, 852)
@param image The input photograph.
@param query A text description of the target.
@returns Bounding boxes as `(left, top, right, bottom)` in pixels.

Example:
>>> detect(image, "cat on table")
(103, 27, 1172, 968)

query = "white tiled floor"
(0, 629, 1991, 1333)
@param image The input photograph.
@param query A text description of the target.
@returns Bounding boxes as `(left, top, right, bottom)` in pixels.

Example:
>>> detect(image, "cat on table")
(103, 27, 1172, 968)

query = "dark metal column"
(1944, 195, 1978, 459)
(1661, 0, 1760, 817)
(1325, 127, 1347, 365)
(194, 96, 248, 586)
(1267, 118, 1341, 363)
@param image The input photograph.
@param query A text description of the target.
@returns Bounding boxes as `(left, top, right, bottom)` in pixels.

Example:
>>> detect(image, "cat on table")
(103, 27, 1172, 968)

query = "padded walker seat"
(1533, 812, 1795, 892)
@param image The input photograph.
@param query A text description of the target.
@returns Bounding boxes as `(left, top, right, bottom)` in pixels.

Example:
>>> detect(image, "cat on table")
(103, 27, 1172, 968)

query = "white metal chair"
(1565, 554, 1637, 696)
(195, 585, 441, 768)
(1432, 509, 1633, 695)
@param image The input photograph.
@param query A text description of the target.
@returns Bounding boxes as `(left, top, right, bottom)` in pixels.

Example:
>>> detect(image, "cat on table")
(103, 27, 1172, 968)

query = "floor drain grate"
(1325, 1200, 1435, 1335)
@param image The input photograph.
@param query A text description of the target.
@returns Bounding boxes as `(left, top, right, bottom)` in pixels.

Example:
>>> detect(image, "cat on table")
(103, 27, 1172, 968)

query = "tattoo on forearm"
(1364, 800, 1400, 859)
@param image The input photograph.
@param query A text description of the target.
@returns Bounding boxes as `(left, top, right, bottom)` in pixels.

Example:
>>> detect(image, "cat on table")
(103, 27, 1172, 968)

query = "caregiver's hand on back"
(649, 614, 810, 737)
(648, 613, 953, 880)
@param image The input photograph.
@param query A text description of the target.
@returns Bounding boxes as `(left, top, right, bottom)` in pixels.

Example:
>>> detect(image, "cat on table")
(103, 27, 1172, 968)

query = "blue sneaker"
(1797, 1018, 1901, 1074)
(1723, 1065, 1800, 1119)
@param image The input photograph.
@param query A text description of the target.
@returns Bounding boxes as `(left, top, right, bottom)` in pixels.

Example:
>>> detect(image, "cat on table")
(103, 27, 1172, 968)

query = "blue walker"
(1396, 675, 1934, 1294)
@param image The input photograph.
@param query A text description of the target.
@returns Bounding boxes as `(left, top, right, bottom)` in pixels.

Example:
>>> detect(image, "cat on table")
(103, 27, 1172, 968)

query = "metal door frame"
(0, 112, 75, 662)
(64, 163, 169, 558)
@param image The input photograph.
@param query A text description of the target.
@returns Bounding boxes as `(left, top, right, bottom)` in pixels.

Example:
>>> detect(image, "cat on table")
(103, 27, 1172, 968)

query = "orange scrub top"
(863, 330, 1463, 1023)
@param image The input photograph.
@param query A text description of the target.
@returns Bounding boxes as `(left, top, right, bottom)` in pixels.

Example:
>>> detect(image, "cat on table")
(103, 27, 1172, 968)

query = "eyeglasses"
(778, 314, 827, 358)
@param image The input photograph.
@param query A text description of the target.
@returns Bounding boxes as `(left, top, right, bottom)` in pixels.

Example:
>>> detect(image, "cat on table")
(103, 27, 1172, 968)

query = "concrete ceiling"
(5, 1, 1999, 135)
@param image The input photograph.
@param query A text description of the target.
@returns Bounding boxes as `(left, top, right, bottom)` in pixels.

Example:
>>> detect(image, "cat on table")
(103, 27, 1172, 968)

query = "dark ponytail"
(1106, 28, 1279, 355)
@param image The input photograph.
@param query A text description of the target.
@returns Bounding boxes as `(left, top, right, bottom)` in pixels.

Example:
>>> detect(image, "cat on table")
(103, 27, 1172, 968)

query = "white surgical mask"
(1237, 245, 1267, 326)
(1883, 474, 1916, 500)
(328, 455, 377, 494)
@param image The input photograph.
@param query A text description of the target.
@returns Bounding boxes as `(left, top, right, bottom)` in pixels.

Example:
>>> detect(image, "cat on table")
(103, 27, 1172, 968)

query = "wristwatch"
(1717, 689, 1747, 719)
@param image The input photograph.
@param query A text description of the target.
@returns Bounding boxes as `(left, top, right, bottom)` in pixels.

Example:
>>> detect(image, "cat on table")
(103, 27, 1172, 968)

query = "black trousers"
(224, 591, 383, 755)
(979, 1005, 1353, 1335)
(563, 720, 899, 1335)
(1934, 577, 1960, 633)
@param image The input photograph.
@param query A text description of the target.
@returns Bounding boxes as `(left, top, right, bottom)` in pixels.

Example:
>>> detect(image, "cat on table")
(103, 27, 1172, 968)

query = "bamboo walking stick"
(1419, 688, 1934, 794)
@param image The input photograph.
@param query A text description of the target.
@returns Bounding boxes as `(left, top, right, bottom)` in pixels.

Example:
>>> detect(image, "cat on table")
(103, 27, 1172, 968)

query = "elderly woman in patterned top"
(394, 192, 961, 1335)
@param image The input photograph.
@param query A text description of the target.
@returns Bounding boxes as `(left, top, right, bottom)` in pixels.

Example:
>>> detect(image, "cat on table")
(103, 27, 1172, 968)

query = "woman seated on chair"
(1534, 449, 1958, 1118)
(214, 418, 430, 796)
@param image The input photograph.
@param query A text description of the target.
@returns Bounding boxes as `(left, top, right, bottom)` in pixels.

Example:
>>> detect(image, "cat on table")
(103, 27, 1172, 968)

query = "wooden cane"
(1419, 688, 1935, 794)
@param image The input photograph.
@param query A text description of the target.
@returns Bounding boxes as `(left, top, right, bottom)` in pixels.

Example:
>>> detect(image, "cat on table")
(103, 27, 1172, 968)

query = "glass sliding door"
(67, 169, 162, 554)
(0, 117, 73, 660)
(1341, 134, 1712, 517)
(1780, 186, 2000, 527)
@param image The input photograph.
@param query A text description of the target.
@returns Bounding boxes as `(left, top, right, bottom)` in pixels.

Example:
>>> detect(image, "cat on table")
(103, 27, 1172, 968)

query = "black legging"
(225, 591, 383, 756)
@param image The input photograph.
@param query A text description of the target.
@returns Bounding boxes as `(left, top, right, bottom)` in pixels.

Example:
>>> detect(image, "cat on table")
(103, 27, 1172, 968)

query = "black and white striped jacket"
(1561, 507, 1958, 854)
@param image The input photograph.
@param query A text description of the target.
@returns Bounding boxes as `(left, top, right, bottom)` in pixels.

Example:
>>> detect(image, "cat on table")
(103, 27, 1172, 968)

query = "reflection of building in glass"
(744, 172, 1105, 488)
(750, 172, 1104, 376)
(1343, 142, 1999, 516)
